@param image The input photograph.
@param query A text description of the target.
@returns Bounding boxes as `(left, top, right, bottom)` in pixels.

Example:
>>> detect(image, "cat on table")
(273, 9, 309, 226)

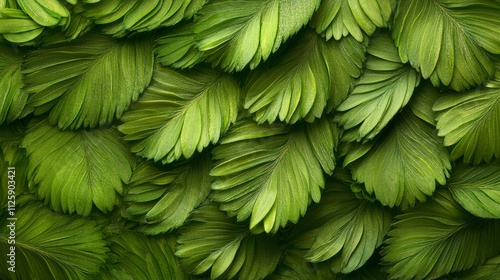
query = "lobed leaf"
(382, 190, 500, 279)
(244, 28, 366, 124)
(22, 119, 134, 216)
(433, 74, 500, 164)
(311, 0, 396, 42)
(344, 109, 451, 208)
(119, 66, 240, 164)
(193, 0, 321, 71)
(24, 32, 154, 130)
(335, 31, 420, 142)
(211, 117, 337, 233)
(447, 161, 500, 219)
(122, 152, 212, 234)
(176, 203, 282, 279)
(392, 0, 500, 91)
(0, 44, 27, 124)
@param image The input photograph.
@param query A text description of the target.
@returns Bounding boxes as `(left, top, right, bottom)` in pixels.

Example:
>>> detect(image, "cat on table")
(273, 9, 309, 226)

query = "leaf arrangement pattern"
(0, 0, 499, 279)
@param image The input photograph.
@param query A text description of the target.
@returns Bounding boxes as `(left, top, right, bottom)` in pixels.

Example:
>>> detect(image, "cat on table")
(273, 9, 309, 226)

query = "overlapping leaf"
(24, 32, 154, 130)
(0, 8, 45, 44)
(460, 255, 500, 280)
(100, 232, 188, 280)
(122, 152, 212, 234)
(392, 0, 500, 91)
(0, 202, 107, 279)
(0, 44, 27, 124)
(17, 0, 69, 27)
(211, 117, 337, 233)
(292, 180, 392, 273)
(268, 248, 336, 280)
(447, 161, 500, 219)
(22, 119, 134, 216)
(119, 66, 240, 164)
(382, 190, 500, 279)
(83, 0, 205, 36)
(433, 74, 500, 164)
(344, 108, 451, 208)
(311, 0, 395, 42)
(244, 28, 366, 124)
(335, 31, 420, 142)
(193, 0, 321, 71)
(176, 203, 282, 279)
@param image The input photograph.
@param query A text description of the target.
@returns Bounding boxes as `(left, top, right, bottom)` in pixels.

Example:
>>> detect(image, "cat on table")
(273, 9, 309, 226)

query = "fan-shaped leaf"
(156, 21, 205, 69)
(447, 161, 500, 219)
(433, 75, 500, 164)
(22, 119, 134, 216)
(100, 231, 188, 280)
(0, 8, 45, 44)
(409, 81, 440, 126)
(392, 0, 500, 91)
(24, 32, 154, 130)
(292, 180, 392, 273)
(344, 109, 451, 208)
(311, 0, 395, 42)
(193, 0, 321, 71)
(119, 66, 240, 164)
(460, 255, 500, 280)
(211, 117, 337, 233)
(0, 44, 27, 124)
(122, 152, 212, 234)
(244, 28, 366, 124)
(17, 0, 69, 27)
(335, 31, 420, 142)
(381, 190, 500, 279)
(0, 202, 107, 279)
(176, 203, 282, 279)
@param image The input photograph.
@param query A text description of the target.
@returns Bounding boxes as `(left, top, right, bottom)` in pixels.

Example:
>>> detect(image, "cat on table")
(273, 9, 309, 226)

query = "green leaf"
(0, 8, 45, 44)
(344, 109, 451, 208)
(269, 248, 336, 280)
(176, 203, 282, 279)
(0, 202, 107, 279)
(193, 0, 321, 71)
(433, 75, 500, 164)
(311, 0, 396, 42)
(459, 255, 500, 280)
(24, 32, 154, 130)
(409, 81, 440, 126)
(211, 117, 337, 233)
(244, 28, 366, 124)
(119, 66, 240, 164)
(381, 190, 500, 279)
(122, 152, 212, 234)
(392, 0, 500, 91)
(100, 231, 188, 280)
(155, 21, 205, 69)
(22, 119, 134, 216)
(447, 161, 500, 219)
(292, 180, 392, 273)
(0, 44, 27, 124)
(17, 0, 69, 27)
(335, 31, 421, 142)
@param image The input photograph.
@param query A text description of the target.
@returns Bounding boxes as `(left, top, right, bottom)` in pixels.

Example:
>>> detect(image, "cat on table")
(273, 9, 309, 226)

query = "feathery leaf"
(0, 44, 27, 124)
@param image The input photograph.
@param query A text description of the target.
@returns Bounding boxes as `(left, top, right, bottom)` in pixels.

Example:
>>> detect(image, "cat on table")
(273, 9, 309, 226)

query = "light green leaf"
(381, 190, 500, 279)
(122, 152, 212, 234)
(24, 32, 154, 130)
(447, 161, 500, 219)
(211, 117, 337, 233)
(155, 21, 205, 69)
(22, 119, 134, 216)
(244, 28, 366, 124)
(433, 75, 500, 164)
(176, 203, 282, 280)
(460, 255, 500, 280)
(193, 0, 321, 71)
(0, 8, 45, 44)
(100, 231, 188, 280)
(17, 0, 69, 27)
(409, 81, 440, 126)
(119, 66, 240, 164)
(0, 202, 107, 279)
(292, 180, 392, 273)
(311, 0, 396, 42)
(0, 44, 27, 124)
(344, 109, 451, 208)
(392, 0, 500, 91)
(335, 31, 420, 142)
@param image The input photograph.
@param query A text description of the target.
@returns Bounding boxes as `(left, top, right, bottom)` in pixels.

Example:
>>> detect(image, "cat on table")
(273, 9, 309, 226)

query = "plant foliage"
(0, 0, 499, 279)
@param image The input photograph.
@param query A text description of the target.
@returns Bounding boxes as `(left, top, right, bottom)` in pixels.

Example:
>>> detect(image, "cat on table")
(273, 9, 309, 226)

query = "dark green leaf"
(0, 44, 26, 124)
(460, 255, 500, 280)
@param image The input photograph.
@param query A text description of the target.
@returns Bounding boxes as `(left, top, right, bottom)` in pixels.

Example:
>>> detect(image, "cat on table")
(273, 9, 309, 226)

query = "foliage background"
(1, 0, 500, 279)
